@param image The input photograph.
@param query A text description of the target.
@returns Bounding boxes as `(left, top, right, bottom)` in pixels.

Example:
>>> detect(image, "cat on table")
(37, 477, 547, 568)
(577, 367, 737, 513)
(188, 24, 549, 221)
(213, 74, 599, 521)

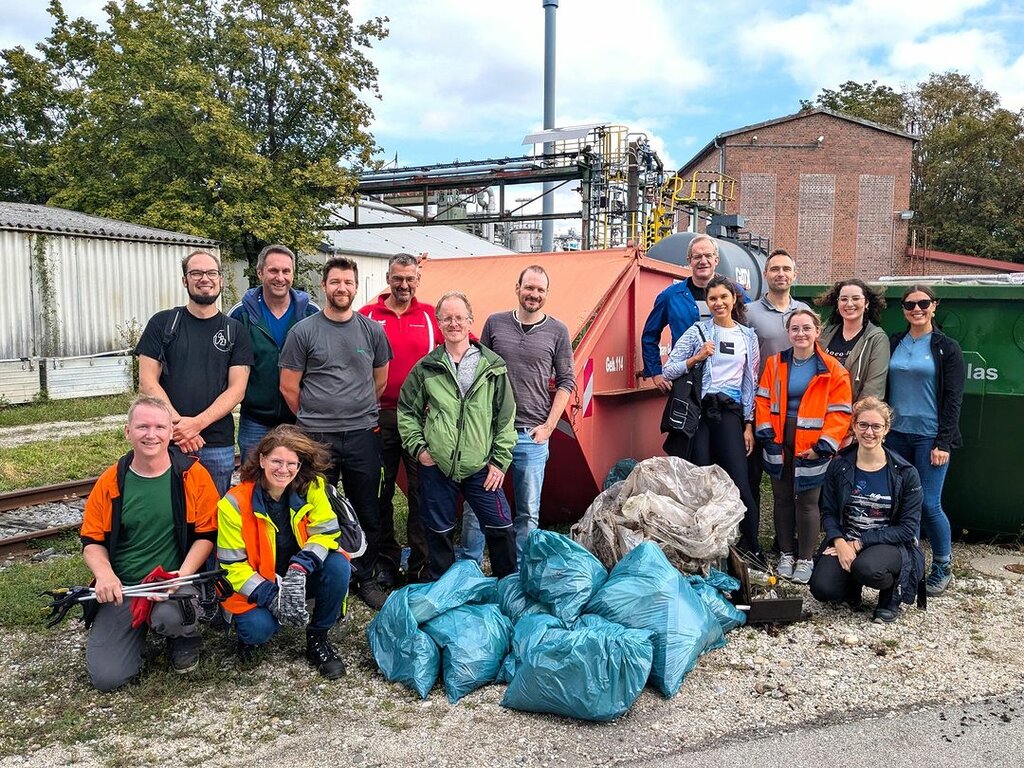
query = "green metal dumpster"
(792, 281, 1024, 536)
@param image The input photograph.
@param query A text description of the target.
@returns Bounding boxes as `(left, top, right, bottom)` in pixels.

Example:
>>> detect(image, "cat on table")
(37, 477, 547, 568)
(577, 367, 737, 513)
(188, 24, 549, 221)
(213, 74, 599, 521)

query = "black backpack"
(323, 482, 367, 558)
(158, 308, 235, 376)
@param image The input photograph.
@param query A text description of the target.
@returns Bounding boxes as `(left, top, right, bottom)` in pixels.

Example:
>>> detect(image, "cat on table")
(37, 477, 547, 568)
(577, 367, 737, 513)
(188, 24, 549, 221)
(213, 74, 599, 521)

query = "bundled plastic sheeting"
(586, 542, 724, 698)
(497, 613, 566, 683)
(687, 570, 746, 633)
(367, 583, 440, 699)
(571, 456, 745, 573)
(407, 560, 497, 624)
(496, 574, 552, 624)
(501, 613, 654, 722)
(423, 604, 513, 703)
(519, 530, 608, 623)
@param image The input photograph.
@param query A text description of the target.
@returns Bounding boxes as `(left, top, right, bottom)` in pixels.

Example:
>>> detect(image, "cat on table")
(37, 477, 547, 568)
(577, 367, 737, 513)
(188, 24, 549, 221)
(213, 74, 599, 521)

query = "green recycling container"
(792, 281, 1024, 535)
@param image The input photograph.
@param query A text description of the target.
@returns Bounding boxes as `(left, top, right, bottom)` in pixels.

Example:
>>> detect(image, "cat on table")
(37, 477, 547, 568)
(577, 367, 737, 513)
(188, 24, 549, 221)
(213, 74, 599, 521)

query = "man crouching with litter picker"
(79, 395, 219, 691)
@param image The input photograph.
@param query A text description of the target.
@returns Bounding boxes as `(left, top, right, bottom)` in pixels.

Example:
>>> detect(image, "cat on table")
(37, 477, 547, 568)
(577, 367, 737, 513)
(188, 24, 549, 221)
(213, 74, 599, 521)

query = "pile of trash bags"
(572, 456, 746, 573)
(368, 530, 744, 721)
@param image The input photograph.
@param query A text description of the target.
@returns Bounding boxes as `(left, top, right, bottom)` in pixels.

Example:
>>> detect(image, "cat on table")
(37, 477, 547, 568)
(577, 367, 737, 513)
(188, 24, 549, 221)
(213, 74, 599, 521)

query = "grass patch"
(0, 551, 91, 630)
(0, 393, 133, 428)
(0, 429, 126, 491)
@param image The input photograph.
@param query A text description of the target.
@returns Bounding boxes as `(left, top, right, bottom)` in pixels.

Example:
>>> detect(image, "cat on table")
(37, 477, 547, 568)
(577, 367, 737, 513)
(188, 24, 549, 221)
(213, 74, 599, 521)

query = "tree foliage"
(0, 0, 387, 269)
(802, 72, 1024, 262)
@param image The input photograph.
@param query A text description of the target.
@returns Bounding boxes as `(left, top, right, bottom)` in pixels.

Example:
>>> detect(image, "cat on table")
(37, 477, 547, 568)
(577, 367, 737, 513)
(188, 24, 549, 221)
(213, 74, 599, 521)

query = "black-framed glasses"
(186, 269, 222, 280)
(854, 421, 886, 433)
(902, 299, 933, 311)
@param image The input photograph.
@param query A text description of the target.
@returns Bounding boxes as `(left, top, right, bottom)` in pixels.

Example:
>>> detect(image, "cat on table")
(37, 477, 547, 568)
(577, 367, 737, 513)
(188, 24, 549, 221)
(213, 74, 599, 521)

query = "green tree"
(800, 79, 910, 131)
(0, 0, 387, 270)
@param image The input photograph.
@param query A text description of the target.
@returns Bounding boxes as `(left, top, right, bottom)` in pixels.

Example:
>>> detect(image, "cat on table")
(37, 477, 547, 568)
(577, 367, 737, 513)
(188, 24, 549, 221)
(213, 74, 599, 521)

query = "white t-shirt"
(708, 325, 747, 403)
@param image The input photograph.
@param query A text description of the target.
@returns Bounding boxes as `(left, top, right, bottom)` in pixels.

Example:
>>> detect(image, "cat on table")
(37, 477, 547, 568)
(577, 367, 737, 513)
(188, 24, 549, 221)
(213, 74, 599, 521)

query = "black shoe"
(236, 640, 259, 665)
(168, 636, 202, 673)
(375, 569, 403, 590)
(873, 606, 900, 624)
(354, 580, 388, 611)
(306, 631, 346, 679)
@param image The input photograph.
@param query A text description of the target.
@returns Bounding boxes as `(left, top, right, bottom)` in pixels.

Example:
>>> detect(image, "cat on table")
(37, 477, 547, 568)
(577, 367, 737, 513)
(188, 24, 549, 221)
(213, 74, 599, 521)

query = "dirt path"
(0, 415, 125, 449)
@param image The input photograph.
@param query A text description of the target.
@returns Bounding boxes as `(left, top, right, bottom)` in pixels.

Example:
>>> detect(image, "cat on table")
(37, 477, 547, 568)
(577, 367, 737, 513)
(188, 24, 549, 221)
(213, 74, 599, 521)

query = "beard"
(188, 288, 220, 306)
(326, 292, 353, 312)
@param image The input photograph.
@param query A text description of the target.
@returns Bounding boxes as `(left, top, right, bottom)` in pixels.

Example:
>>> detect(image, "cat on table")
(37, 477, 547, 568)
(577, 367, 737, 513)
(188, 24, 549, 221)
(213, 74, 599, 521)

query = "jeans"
(236, 415, 272, 464)
(171, 443, 235, 498)
(459, 429, 549, 568)
(233, 551, 351, 645)
(885, 430, 952, 561)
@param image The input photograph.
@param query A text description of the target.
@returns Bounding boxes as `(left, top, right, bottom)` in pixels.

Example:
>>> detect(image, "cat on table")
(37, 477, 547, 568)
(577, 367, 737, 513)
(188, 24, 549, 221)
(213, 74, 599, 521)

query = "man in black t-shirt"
(137, 250, 253, 495)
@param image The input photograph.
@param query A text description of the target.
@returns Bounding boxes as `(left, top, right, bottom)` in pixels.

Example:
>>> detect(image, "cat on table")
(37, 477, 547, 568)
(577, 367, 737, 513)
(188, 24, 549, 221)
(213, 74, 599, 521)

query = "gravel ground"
(0, 501, 84, 540)
(2, 542, 1023, 768)
(0, 416, 125, 449)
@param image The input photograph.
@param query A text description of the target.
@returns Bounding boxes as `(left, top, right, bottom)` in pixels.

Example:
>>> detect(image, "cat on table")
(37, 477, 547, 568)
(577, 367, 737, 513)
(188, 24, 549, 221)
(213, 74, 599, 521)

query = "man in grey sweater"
(459, 265, 576, 566)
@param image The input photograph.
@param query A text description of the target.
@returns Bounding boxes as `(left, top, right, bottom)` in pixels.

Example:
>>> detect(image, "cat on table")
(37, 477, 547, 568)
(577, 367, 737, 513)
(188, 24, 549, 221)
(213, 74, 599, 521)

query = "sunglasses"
(902, 299, 934, 311)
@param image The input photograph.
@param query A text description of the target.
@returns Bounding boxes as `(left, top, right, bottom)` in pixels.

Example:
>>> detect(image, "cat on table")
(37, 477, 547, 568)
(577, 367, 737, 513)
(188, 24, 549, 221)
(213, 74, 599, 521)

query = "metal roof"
(323, 200, 516, 259)
(0, 202, 218, 246)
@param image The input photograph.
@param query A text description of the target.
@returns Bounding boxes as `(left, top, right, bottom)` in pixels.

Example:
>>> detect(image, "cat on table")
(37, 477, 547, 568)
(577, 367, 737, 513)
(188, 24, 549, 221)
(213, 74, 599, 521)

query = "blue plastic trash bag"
(501, 614, 654, 722)
(687, 572, 746, 633)
(496, 573, 551, 623)
(604, 458, 637, 489)
(497, 613, 566, 683)
(367, 583, 440, 699)
(422, 604, 512, 703)
(704, 567, 741, 594)
(519, 530, 608, 623)
(408, 559, 497, 624)
(586, 541, 724, 697)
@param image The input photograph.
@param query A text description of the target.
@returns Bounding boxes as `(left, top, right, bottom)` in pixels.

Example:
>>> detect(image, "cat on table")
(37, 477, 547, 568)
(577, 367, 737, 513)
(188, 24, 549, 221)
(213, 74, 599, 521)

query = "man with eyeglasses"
(359, 252, 442, 586)
(138, 250, 253, 496)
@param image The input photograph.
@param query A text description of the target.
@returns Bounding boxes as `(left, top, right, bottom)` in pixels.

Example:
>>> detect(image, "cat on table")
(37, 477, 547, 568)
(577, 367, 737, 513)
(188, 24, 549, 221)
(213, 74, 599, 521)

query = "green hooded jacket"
(397, 341, 517, 481)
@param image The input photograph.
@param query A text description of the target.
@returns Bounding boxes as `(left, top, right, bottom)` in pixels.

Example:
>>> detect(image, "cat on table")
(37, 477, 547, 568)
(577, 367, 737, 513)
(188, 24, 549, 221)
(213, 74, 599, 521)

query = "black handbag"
(659, 326, 707, 438)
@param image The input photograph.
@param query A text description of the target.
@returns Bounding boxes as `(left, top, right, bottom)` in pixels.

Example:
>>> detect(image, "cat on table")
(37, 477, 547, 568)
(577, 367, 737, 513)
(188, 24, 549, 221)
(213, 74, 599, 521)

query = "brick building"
(674, 108, 918, 282)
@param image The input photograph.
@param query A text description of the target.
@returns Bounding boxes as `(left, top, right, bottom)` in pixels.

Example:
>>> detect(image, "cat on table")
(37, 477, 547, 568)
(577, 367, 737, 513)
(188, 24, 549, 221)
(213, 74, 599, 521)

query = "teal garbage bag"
(519, 530, 608, 623)
(687, 569, 746, 633)
(586, 541, 724, 697)
(408, 559, 498, 624)
(367, 583, 440, 699)
(497, 613, 566, 683)
(422, 604, 512, 703)
(501, 614, 654, 722)
(496, 573, 551, 624)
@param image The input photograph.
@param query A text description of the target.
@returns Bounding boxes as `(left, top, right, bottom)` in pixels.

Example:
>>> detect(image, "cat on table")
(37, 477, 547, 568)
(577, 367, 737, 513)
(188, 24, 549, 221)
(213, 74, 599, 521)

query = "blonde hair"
(852, 396, 893, 430)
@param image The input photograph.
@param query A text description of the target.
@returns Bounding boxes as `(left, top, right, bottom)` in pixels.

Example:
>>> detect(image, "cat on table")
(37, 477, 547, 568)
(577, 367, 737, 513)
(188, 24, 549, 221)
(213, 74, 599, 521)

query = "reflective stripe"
(827, 403, 852, 413)
(217, 546, 247, 563)
(762, 452, 784, 466)
(307, 518, 340, 535)
(795, 462, 830, 479)
(304, 542, 329, 564)
(239, 572, 266, 597)
(819, 434, 840, 451)
(770, 403, 780, 415)
(756, 386, 770, 398)
(796, 417, 824, 429)
(755, 422, 772, 433)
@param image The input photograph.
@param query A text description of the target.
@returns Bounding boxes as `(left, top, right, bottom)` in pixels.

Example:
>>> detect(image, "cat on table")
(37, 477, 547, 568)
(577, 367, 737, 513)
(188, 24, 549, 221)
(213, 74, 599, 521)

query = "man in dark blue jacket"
(229, 244, 319, 460)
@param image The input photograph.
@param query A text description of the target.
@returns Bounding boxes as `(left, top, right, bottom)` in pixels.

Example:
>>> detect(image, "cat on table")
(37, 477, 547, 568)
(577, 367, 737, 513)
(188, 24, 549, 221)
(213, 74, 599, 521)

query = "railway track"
(0, 478, 97, 556)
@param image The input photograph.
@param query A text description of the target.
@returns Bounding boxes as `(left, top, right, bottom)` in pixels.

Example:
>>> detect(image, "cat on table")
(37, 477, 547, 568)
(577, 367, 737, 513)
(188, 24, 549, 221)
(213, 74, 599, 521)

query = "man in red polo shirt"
(360, 253, 442, 586)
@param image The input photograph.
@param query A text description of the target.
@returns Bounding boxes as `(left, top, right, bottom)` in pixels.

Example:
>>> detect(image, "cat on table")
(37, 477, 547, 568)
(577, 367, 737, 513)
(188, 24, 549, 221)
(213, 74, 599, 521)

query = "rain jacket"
(756, 346, 853, 492)
(397, 342, 517, 481)
(819, 321, 890, 402)
(217, 477, 341, 616)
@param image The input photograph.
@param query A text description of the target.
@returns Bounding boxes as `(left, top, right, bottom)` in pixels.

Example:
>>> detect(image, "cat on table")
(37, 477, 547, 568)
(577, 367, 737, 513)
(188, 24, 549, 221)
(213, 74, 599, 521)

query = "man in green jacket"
(397, 291, 517, 580)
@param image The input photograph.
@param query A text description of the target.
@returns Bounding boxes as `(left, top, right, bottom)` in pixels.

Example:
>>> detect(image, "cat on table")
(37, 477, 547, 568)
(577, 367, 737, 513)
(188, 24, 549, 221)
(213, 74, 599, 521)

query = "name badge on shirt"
(719, 340, 735, 355)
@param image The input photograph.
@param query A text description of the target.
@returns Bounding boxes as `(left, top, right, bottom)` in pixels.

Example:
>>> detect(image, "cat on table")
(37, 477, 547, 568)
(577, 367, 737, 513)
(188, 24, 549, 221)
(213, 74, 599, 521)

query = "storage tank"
(646, 232, 767, 299)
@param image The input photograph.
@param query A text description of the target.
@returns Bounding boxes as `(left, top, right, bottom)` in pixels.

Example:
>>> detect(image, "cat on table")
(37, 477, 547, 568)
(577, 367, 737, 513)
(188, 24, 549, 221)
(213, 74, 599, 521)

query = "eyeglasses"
(837, 296, 864, 303)
(389, 276, 418, 284)
(186, 269, 222, 280)
(854, 421, 886, 433)
(265, 457, 301, 471)
(439, 316, 470, 326)
(902, 299, 934, 311)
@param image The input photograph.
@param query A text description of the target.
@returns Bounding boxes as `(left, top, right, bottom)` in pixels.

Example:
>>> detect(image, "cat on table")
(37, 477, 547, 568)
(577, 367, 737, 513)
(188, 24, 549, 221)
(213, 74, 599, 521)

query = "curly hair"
(239, 425, 332, 498)
(814, 278, 886, 327)
(705, 274, 748, 326)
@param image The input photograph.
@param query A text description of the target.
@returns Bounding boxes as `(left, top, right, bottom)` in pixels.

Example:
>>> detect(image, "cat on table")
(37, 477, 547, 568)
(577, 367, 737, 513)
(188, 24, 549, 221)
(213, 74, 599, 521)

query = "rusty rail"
(0, 478, 97, 513)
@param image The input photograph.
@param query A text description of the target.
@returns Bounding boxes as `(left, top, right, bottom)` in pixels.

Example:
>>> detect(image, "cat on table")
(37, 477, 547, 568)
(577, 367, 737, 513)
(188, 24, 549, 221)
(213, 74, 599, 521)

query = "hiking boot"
(873, 606, 900, 624)
(925, 560, 953, 596)
(353, 579, 388, 611)
(790, 559, 814, 585)
(776, 553, 795, 579)
(236, 640, 259, 665)
(306, 631, 346, 679)
(168, 635, 201, 674)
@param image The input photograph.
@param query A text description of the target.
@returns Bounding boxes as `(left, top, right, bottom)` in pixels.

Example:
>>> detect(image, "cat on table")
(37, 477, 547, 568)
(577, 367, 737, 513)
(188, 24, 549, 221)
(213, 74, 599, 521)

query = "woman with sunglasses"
(886, 285, 965, 596)
(809, 397, 925, 623)
(815, 279, 890, 404)
(755, 309, 852, 584)
(218, 425, 352, 678)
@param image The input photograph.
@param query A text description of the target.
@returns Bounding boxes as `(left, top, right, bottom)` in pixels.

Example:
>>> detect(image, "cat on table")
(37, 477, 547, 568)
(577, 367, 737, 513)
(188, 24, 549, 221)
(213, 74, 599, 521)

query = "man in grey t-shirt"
(460, 265, 575, 566)
(279, 256, 392, 610)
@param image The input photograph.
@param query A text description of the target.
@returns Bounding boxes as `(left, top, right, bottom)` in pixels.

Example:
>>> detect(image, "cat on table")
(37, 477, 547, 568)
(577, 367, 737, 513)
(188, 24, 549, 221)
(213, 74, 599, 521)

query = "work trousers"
(810, 543, 902, 608)
(771, 416, 823, 560)
(376, 408, 429, 582)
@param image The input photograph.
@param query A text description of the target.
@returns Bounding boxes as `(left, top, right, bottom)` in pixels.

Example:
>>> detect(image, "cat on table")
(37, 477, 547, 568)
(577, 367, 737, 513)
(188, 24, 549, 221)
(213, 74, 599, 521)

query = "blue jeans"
(459, 430, 549, 567)
(886, 430, 952, 561)
(233, 551, 352, 645)
(236, 416, 272, 464)
(171, 443, 235, 497)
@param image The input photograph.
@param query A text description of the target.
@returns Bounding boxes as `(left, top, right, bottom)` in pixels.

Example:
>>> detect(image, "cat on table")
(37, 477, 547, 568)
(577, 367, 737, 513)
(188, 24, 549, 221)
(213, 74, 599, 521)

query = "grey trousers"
(86, 585, 200, 692)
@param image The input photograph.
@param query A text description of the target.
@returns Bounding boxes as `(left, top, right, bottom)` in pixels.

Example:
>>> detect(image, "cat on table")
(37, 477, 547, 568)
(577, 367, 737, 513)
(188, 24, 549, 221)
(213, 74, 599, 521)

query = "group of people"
(80, 246, 574, 690)
(644, 235, 964, 623)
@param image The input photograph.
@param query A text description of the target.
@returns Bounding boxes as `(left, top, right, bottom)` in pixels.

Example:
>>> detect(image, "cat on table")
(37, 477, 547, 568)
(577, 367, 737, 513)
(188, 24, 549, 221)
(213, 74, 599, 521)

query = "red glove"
(129, 565, 177, 629)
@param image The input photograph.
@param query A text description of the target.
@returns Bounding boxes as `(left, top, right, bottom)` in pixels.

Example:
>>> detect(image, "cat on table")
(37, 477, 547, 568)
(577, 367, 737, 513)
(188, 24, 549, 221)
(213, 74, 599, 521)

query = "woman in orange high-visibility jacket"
(218, 425, 350, 679)
(756, 308, 852, 586)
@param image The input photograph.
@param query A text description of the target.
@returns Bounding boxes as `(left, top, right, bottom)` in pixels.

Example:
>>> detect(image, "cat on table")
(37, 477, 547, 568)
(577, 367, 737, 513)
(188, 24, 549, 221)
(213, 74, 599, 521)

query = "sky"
(4, 0, 1024, 227)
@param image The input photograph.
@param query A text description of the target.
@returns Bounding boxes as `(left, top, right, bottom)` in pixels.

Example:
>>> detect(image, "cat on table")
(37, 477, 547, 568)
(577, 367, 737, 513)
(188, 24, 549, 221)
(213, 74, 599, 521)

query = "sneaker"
(790, 559, 814, 585)
(873, 606, 900, 624)
(236, 640, 259, 665)
(354, 579, 388, 611)
(925, 560, 953, 596)
(168, 636, 201, 674)
(776, 554, 795, 579)
(306, 631, 346, 679)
